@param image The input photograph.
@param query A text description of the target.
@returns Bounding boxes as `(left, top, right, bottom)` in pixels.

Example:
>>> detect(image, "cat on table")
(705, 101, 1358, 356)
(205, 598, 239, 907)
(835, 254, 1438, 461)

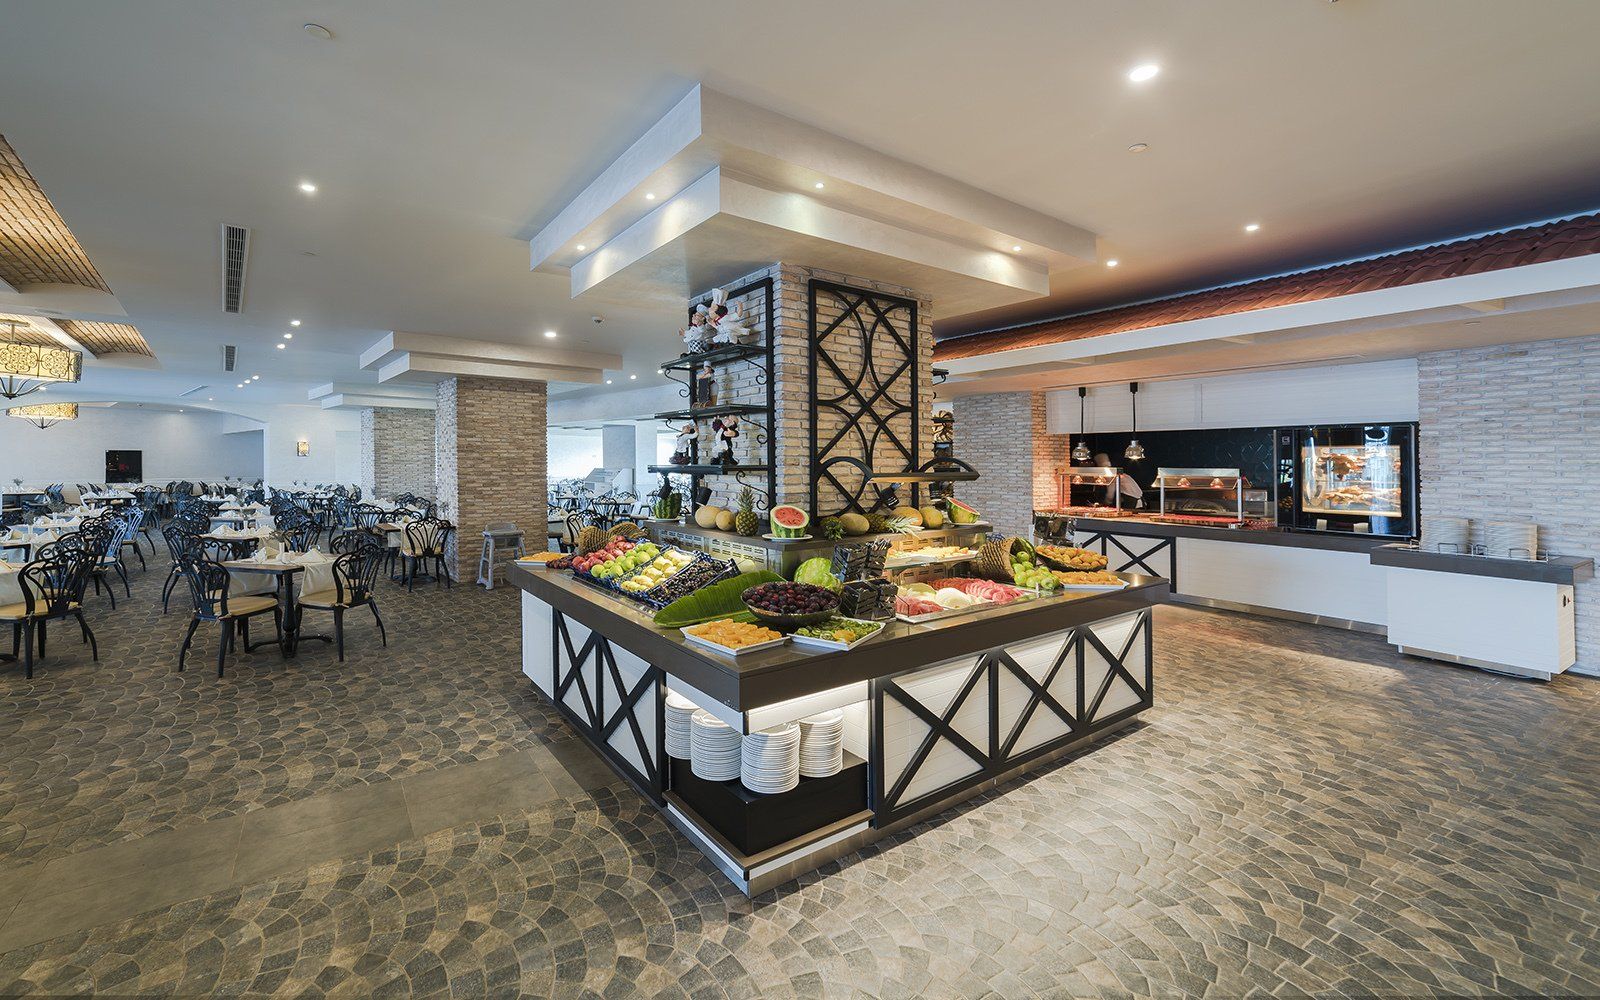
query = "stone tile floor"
(1, 542, 1598, 996)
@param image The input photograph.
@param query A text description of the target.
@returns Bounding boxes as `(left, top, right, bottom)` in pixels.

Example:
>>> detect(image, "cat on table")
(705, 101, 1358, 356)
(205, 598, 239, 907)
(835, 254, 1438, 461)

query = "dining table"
(223, 551, 338, 656)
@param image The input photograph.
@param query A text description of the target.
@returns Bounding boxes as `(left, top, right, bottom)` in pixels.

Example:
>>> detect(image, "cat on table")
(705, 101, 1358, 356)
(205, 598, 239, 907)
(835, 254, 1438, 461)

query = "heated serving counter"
(511, 562, 1168, 894)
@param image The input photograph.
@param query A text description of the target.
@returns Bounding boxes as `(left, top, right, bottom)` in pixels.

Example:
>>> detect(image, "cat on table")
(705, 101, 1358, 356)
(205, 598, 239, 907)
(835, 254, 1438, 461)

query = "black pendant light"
(1124, 382, 1146, 462)
(1071, 387, 1091, 462)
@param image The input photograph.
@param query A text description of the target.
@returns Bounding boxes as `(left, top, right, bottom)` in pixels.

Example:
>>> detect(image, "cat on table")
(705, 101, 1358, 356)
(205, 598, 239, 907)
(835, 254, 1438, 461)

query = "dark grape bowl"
(741, 581, 839, 629)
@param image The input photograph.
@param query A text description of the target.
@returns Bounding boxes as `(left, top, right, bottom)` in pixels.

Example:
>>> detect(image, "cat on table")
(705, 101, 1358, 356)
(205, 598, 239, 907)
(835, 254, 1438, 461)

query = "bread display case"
(1153, 468, 1244, 522)
(1277, 424, 1417, 538)
(1055, 467, 1122, 514)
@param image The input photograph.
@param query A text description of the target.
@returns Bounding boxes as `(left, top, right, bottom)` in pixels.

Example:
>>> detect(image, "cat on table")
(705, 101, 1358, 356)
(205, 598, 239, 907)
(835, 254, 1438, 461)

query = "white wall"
(1045, 359, 1419, 434)
(549, 431, 603, 481)
(260, 405, 361, 486)
(0, 407, 264, 484)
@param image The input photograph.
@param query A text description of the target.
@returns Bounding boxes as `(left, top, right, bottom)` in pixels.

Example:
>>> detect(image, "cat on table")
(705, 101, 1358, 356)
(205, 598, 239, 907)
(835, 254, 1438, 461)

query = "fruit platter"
(893, 577, 1032, 622)
(790, 616, 885, 651)
(572, 537, 738, 608)
(742, 580, 839, 628)
(1007, 546, 1061, 592)
(681, 619, 788, 656)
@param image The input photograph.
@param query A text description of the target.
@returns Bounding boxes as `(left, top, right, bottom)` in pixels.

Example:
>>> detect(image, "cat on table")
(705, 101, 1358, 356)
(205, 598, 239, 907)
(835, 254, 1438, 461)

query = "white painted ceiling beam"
(374, 353, 604, 385)
(307, 381, 435, 402)
(319, 393, 437, 411)
(358, 331, 620, 375)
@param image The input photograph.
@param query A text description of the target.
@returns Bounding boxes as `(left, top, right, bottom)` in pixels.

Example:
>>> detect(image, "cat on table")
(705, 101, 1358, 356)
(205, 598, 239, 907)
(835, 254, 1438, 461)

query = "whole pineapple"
(734, 487, 760, 536)
(820, 516, 845, 540)
(865, 511, 890, 534)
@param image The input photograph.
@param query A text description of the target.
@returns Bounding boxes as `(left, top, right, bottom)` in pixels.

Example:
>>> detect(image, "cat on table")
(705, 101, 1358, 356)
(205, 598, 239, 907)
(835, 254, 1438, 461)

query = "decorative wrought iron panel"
(808, 280, 920, 517)
(551, 610, 666, 800)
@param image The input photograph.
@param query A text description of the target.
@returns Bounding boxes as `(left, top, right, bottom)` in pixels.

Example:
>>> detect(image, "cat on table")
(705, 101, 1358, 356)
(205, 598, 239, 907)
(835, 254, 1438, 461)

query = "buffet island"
(511, 556, 1166, 895)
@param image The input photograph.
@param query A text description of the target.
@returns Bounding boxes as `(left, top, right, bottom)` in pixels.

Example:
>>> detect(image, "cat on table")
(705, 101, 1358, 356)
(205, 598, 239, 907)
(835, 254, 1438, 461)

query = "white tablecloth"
(0, 561, 21, 606)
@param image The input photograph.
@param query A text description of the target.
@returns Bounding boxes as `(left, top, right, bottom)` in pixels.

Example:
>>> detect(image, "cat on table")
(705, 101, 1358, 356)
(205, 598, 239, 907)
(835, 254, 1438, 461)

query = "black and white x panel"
(1082, 612, 1151, 724)
(546, 608, 666, 799)
(995, 630, 1081, 761)
(1073, 530, 1176, 586)
(879, 656, 991, 814)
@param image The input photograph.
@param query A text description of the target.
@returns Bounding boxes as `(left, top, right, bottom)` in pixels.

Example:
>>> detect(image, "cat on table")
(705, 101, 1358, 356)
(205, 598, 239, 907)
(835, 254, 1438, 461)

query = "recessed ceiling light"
(1127, 142, 1150, 153)
(543, 330, 557, 339)
(814, 181, 825, 190)
(644, 192, 656, 201)
(1128, 63, 1160, 82)
(282, 332, 292, 339)
(252, 374, 260, 380)
(276, 343, 286, 349)
(207, 397, 214, 401)
(605, 379, 613, 385)
(236, 383, 244, 388)
(1106, 259, 1120, 268)
(303, 23, 333, 40)
(289, 319, 301, 327)
(299, 181, 318, 194)
(656, 368, 664, 375)
(576, 244, 586, 251)
(629, 373, 637, 380)
(1244, 223, 1261, 233)
(1011, 245, 1022, 252)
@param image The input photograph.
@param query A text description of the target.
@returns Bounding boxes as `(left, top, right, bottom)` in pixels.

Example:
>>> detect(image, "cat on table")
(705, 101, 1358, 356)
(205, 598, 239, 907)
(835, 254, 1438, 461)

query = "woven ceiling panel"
(57, 319, 154, 358)
(0, 134, 112, 292)
(0, 313, 61, 348)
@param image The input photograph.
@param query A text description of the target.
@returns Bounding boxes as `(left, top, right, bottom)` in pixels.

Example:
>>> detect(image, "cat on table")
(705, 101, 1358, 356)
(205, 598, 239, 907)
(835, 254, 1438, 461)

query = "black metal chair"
(400, 517, 454, 590)
(160, 524, 205, 614)
(176, 555, 283, 678)
(1, 551, 97, 679)
(297, 539, 387, 661)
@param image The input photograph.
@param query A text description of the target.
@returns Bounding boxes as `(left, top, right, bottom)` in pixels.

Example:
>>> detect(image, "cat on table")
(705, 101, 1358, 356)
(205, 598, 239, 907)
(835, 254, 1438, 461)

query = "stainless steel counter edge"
(1064, 515, 1393, 553)
(1369, 543, 1594, 585)
(509, 563, 1169, 712)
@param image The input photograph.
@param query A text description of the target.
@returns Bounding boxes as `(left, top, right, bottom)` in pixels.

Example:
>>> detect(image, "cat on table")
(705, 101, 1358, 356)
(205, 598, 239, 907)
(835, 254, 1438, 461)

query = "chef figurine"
(695, 361, 716, 406)
(707, 287, 753, 344)
(680, 308, 712, 354)
(710, 414, 740, 469)
(670, 423, 696, 465)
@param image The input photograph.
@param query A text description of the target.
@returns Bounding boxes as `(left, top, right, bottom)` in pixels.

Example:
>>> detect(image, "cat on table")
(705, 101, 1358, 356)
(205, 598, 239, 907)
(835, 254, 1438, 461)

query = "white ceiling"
(3, 0, 1599, 408)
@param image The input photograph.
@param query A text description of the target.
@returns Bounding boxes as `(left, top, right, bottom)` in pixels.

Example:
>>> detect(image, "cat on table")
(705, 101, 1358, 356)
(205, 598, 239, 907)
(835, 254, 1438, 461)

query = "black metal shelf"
(653, 403, 768, 421)
(658, 343, 767, 372)
(648, 464, 771, 476)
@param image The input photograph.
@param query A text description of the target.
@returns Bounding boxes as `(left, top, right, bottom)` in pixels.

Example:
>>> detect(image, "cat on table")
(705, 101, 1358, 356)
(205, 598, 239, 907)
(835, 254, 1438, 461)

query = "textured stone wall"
(360, 407, 435, 503)
(1418, 334, 1599, 674)
(683, 262, 933, 519)
(434, 377, 547, 582)
(951, 391, 1039, 538)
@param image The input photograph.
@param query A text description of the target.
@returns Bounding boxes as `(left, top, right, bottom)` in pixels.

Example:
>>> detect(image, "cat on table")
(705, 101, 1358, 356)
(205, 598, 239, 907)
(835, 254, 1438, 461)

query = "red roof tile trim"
(935, 212, 1600, 361)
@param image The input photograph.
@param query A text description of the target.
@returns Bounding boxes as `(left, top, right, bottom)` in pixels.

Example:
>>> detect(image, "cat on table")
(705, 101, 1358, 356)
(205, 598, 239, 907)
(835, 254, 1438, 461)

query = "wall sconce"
(296, 439, 310, 457)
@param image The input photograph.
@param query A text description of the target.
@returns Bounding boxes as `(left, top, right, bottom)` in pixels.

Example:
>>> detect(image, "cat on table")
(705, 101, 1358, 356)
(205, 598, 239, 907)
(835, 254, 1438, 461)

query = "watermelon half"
(770, 504, 810, 537)
(948, 498, 981, 524)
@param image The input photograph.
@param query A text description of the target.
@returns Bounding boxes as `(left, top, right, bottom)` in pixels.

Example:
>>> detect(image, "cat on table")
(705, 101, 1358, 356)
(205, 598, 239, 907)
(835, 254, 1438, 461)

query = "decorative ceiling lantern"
(1071, 386, 1092, 463)
(7, 401, 78, 429)
(1123, 381, 1146, 462)
(0, 321, 83, 399)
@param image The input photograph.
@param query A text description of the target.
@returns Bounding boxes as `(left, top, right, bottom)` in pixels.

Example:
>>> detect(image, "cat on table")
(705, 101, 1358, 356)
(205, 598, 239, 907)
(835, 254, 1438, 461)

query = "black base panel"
(668, 752, 868, 857)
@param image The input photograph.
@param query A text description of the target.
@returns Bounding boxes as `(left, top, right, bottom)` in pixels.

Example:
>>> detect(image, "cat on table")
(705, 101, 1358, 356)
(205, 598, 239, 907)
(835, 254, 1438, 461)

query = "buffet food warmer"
(1054, 466, 1123, 514)
(1276, 424, 1417, 538)
(1153, 467, 1244, 523)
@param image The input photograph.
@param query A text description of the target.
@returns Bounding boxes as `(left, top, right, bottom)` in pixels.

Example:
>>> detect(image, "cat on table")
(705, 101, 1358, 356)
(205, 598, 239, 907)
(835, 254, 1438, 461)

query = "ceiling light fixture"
(276, 343, 286, 349)
(1124, 382, 1146, 462)
(1128, 63, 1161, 82)
(1012, 245, 1023, 252)
(1244, 223, 1261, 233)
(299, 181, 318, 194)
(208, 397, 214, 401)
(644, 192, 656, 201)
(252, 374, 260, 380)
(576, 244, 586, 251)
(605, 379, 613, 385)
(289, 319, 301, 327)
(282, 332, 293, 339)
(303, 23, 333, 40)
(1127, 142, 1150, 153)
(1072, 387, 1092, 463)
(1106, 259, 1120, 268)
(629, 373, 637, 380)
(814, 181, 824, 189)
(7, 401, 77, 429)
(543, 330, 557, 339)
(0, 321, 83, 399)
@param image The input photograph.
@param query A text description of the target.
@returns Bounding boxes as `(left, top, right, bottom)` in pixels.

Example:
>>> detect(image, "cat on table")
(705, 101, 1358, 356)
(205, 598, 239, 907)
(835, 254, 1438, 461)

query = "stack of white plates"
(741, 722, 800, 794)
(1483, 521, 1539, 561)
(1420, 516, 1470, 555)
(690, 710, 742, 781)
(798, 709, 845, 778)
(665, 691, 698, 760)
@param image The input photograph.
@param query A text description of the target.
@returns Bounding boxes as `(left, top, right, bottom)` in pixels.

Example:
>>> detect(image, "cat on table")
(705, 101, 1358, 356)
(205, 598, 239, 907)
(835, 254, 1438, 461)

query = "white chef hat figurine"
(707, 287, 753, 344)
(681, 307, 712, 354)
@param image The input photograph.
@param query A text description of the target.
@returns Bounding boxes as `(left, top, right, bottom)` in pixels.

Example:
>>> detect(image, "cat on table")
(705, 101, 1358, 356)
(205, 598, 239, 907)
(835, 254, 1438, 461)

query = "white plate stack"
(798, 709, 845, 778)
(1483, 521, 1539, 561)
(741, 722, 800, 794)
(1419, 516, 1470, 554)
(665, 691, 698, 760)
(690, 710, 742, 781)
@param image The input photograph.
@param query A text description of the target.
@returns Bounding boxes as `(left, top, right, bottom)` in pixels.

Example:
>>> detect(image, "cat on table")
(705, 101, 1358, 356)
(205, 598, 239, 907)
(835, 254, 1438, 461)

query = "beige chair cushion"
(298, 589, 356, 609)
(0, 600, 79, 620)
(223, 595, 279, 617)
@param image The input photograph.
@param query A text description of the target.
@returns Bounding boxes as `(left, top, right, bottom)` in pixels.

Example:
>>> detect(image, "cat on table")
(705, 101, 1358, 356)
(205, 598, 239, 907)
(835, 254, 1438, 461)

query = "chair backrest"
(19, 551, 92, 618)
(404, 517, 451, 556)
(280, 517, 318, 554)
(330, 544, 384, 604)
(352, 503, 384, 529)
(177, 555, 238, 621)
(563, 512, 585, 547)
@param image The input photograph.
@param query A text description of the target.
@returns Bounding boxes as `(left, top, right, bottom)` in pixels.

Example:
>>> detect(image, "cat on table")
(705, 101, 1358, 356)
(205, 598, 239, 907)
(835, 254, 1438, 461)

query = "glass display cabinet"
(1276, 424, 1417, 538)
(1154, 468, 1244, 522)
(1054, 467, 1122, 513)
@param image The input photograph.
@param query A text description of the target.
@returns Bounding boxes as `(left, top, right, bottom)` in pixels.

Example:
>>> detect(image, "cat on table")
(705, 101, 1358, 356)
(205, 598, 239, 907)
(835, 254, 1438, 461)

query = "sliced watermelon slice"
(770, 504, 810, 537)
(947, 498, 981, 524)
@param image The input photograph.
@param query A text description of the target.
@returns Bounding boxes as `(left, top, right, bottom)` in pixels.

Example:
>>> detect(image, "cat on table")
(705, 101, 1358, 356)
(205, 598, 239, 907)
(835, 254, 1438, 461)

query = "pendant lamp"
(1123, 382, 1145, 462)
(7, 401, 78, 429)
(1071, 387, 1091, 463)
(0, 321, 83, 400)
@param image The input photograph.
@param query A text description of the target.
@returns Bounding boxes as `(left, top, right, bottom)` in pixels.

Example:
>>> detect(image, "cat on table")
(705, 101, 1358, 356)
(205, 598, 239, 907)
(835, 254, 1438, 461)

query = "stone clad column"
(359, 407, 437, 502)
(434, 376, 548, 581)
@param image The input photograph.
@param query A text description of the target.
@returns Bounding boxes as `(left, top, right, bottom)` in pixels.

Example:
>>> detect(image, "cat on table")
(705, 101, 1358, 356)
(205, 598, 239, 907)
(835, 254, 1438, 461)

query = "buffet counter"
(1044, 513, 1392, 632)
(511, 562, 1168, 894)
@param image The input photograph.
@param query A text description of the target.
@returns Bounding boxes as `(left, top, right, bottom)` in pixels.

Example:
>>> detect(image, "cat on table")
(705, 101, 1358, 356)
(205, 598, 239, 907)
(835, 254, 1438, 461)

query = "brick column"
(360, 407, 436, 502)
(952, 390, 1065, 538)
(434, 377, 547, 581)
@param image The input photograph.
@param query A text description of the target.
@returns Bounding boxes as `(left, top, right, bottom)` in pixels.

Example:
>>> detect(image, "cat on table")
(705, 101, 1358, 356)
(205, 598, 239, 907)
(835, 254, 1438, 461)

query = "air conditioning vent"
(177, 384, 210, 398)
(221, 345, 236, 372)
(221, 223, 250, 313)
